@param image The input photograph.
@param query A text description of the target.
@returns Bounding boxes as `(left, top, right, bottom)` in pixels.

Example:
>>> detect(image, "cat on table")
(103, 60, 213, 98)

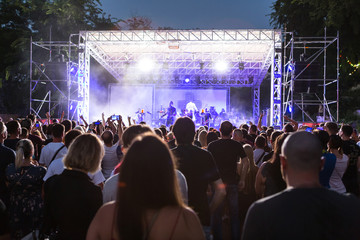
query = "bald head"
(282, 131, 322, 172)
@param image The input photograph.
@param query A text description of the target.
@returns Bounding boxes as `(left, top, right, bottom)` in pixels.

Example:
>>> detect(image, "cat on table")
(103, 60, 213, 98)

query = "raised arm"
(284, 115, 298, 131)
(46, 112, 51, 125)
(117, 115, 123, 145)
(80, 115, 89, 129)
(59, 111, 64, 123)
(127, 116, 132, 126)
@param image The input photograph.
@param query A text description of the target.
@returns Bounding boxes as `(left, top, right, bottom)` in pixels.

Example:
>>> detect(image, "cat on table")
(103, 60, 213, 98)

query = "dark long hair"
(116, 133, 184, 240)
(267, 133, 289, 193)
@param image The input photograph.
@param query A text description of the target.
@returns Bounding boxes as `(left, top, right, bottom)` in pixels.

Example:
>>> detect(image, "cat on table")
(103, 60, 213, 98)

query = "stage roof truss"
(80, 29, 280, 88)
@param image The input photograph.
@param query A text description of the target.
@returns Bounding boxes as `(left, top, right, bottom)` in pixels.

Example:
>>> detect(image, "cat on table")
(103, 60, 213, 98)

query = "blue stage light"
(185, 76, 190, 83)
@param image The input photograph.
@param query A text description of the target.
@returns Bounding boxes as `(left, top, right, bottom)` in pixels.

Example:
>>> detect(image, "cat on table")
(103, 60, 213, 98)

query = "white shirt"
(102, 170, 188, 204)
(43, 155, 105, 185)
(254, 148, 268, 167)
(329, 154, 349, 193)
(39, 142, 67, 167)
(101, 141, 120, 179)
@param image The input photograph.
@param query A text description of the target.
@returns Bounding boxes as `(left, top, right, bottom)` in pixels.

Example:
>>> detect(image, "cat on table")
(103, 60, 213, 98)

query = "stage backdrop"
(108, 84, 228, 123)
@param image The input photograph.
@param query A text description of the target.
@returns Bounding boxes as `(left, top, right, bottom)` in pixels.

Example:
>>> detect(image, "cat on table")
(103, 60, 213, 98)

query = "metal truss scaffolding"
(79, 29, 282, 124)
(30, 35, 82, 120)
(282, 31, 339, 123)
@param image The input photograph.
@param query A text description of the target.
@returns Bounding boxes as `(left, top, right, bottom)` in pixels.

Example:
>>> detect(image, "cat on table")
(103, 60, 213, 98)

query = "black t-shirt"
(342, 140, 360, 195)
(242, 188, 360, 240)
(0, 144, 15, 203)
(43, 169, 102, 239)
(4, 138, 20, 151)
(172, 144, 220, 226)
(207, 138, 247, 185)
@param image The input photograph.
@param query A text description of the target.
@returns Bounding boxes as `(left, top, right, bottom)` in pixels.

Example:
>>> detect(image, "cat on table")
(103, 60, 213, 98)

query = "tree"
(117, 16, 152, 30)
(270, 0, 360, 122)
(0, 0, 117, 115)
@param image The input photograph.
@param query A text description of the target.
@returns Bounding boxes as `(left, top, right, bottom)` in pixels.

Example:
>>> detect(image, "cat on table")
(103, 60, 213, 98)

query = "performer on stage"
(165, 101, 177, 127)
(185, 101, 198, 121)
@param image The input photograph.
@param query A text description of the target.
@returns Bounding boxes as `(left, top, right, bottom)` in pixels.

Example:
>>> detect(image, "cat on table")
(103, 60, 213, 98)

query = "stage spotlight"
(214, 60, 228, 73)
(287, 63, 295, 72)
(184, 75, 190, 83)
(138, 58, 155, 72)
(70, 66, 78, 75)
(288, 105, 293, 113)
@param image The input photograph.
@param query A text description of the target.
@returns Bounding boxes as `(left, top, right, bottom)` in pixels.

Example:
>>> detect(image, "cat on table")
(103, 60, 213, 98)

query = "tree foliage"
(270, 0, 360, 122)
(0, 0, 116, 114)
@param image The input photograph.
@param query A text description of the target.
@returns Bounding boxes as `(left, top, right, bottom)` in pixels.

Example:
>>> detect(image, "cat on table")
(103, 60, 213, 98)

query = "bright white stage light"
(138, 58, 155, 72)
(214, 60, 228, 73)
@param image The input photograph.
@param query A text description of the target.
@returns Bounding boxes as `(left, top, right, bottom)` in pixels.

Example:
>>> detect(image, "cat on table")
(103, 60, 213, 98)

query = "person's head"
(64, 129, 82, 148)
(328, 135, 343, 154)
(240, 124, 249, 131)
(20, 127, 28, 139)
(324, 122, 338, 136)
(254, 135, 266, 149)
(220, 121, 233, 137)
(243, 144, 255, 167)
(15, 139, 34, 168)
(6, 120, 21, 137)
(283, 123, 294, 133)
(71, 120, 76, 129)
(241, 128, 248, 138)
(63, 133, 104, 173)
(0, 122, 7, 142)
(172, 117, 195, 145)
(52, 123, 65, 139)
(46, 124, 53, 136)
(270, 130, 283, 144)
(198, 130, 207, 147)
(280, 131, 323, 182)
(101, 130, 114, 146)
(167, 132, 174, 141)
(232, 128, 243, 142)
(159, 127, 167, 139)
(122, 124, 153, 149)
(154, 128, 163, 139)
(21, 119, 32, 131)
(340, 124, 353, 138)
(117, 133, 183, 239)
(270, 133, 289, 165)
(249, 124, 257, 134)
(312, 130, 329, 151)
(206, 131, 218, 146)
(61, 120, 72, 133)
(27, 114, 36, 123)
(169, 101, 173, 106)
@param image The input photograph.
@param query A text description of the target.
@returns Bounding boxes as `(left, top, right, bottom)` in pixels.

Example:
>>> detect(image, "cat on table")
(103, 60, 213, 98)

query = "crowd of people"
(0, 112, 360, 240)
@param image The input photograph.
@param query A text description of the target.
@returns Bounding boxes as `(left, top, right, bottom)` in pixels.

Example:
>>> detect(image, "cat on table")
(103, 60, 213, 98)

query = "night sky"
(100, 0, 275, 29)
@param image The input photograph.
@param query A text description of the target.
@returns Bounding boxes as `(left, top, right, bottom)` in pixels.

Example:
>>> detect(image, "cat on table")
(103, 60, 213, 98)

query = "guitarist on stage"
(163, 101, 177, 127)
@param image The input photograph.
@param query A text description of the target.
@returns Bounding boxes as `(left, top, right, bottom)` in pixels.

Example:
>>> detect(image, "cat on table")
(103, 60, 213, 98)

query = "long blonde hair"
(15, 139, 34, 169)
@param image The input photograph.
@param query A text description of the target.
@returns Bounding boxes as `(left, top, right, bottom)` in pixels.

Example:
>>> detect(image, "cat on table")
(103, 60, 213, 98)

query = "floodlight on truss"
(214, 60, 228, 73)
(138, 58, 155, 72)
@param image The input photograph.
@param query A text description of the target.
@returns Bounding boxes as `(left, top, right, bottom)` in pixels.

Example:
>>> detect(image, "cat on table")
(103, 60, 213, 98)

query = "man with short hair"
(172, 117, 225, 239)
(39, 123, 67, 167)
(242, 131, 360, 240)
(208, 121, 249, 240)
(340, 124, 360, 196)
(232, 128, 245, 145)
(4, 120, 21, 151)
(324, 121, 338, 136)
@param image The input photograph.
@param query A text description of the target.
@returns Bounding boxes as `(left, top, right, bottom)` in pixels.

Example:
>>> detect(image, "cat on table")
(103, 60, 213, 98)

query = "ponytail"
(15, 139, 34, 169)
(15, 146, 24, 169)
